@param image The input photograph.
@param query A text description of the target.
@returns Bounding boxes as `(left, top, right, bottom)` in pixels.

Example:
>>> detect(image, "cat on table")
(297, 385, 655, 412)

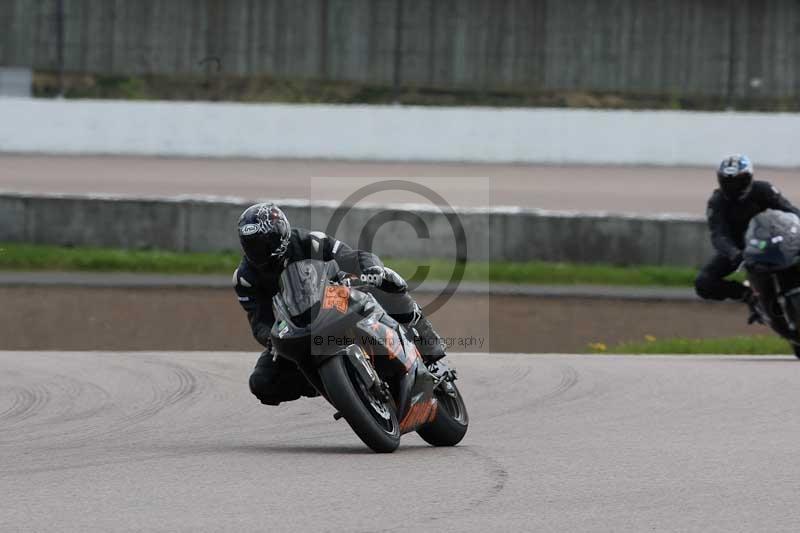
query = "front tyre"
(319, 355, 400, 453)
(417, 381, 469, 447)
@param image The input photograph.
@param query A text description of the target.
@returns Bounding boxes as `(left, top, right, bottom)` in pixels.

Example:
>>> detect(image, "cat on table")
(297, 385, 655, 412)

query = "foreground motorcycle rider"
(695, 154, 800, 316)
(234, 202, 448, 406)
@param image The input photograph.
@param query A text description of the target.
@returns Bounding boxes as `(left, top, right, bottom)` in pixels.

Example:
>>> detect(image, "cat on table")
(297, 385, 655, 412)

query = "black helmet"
(237, 203, 291, 269)
(717, 154, 754, 200)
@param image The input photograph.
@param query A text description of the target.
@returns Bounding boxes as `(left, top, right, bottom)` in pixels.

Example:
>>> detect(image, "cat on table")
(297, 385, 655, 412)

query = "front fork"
(344, 344, 392, 403)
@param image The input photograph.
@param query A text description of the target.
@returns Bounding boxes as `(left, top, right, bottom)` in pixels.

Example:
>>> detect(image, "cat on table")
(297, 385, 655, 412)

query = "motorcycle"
(743, 209, 800, 359)
(269, 259, 469, 452)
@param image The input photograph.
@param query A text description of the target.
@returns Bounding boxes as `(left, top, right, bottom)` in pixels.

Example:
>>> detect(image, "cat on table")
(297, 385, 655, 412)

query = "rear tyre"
(319, 355, 400, 453)
(417, 382, 469, 447)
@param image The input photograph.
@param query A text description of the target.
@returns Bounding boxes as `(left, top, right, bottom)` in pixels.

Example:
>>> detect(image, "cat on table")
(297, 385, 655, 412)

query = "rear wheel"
(417, 381, 469, 447)
(319, 355, 400, 453)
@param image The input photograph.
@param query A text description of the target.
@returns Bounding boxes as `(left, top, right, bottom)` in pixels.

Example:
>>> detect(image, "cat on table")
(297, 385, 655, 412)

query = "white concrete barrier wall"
(1, 98, 800, 166)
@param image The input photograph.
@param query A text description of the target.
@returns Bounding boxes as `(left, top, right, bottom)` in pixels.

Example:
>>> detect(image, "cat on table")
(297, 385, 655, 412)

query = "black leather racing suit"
(695, 180, 800, 301)
(234, 228, 419, 405)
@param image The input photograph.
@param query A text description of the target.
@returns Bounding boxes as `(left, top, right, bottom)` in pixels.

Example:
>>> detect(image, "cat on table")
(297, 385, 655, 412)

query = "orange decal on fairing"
(369, 321, 414, 369)
(322, 286, 350, 313)
(428, 400, 439, 423)
(395, 332, 419, 371)
(399, 398, 439, 433)
(385, 329, 398, 360)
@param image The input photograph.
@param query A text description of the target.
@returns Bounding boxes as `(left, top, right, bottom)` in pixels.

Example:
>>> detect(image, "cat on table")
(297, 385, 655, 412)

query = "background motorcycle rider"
(695, 154, 800, 310)
(233, 202, 447, 406)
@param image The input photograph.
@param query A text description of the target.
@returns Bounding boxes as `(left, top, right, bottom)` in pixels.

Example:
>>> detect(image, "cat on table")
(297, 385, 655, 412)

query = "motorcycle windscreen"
(278, 259, 341, 323)
(744, 210, 800, 271)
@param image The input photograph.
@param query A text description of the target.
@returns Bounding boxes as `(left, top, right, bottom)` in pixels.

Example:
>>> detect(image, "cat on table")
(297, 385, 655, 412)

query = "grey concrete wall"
(2, 0, 799, 99)
(0, 193, 714, 267)
(0, 66, 32, 96)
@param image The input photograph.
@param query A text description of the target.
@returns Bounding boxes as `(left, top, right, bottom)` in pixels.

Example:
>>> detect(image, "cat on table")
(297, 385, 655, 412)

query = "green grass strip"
(0, 242, 739, 287)
(0, 243, 240, 274)
(588, 334, 794, 355)
(386, 258, 718, 287)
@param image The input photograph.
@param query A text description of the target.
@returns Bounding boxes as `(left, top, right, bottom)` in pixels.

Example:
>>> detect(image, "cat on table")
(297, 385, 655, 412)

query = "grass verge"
(33, 71, 800, 112)
(588, 335, 794, 355)
(0, 242, 720, 286)
(0, 243, 240, 274)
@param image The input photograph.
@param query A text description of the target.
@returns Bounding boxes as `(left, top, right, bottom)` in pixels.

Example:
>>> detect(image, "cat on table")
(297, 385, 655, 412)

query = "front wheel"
(417, 381, 469, 447)
(319, 355, 400, 453)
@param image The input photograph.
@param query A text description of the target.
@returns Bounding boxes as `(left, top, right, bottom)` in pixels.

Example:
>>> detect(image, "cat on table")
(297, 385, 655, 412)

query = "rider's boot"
(409, 312, 447, 363)
(249, 348, 319, 405)
(741, 286, 763, 325)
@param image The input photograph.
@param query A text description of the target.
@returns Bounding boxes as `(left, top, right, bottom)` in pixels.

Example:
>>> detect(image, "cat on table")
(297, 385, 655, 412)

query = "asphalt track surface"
(3, 352, 800, 532)
(4, 154, 800, 214)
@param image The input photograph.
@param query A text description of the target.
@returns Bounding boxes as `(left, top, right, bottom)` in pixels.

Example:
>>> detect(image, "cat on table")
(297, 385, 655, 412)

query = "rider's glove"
(362, 265, 385, 285)
(363, 265, 407, 294)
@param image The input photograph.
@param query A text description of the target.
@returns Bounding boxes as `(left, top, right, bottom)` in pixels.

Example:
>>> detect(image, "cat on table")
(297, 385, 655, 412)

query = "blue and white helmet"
(717, 154, 754, 200)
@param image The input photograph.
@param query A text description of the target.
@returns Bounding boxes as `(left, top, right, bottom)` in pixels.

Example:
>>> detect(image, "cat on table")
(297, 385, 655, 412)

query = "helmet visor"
(719, 173, 752, 199)
(241, 232, 287, 268)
